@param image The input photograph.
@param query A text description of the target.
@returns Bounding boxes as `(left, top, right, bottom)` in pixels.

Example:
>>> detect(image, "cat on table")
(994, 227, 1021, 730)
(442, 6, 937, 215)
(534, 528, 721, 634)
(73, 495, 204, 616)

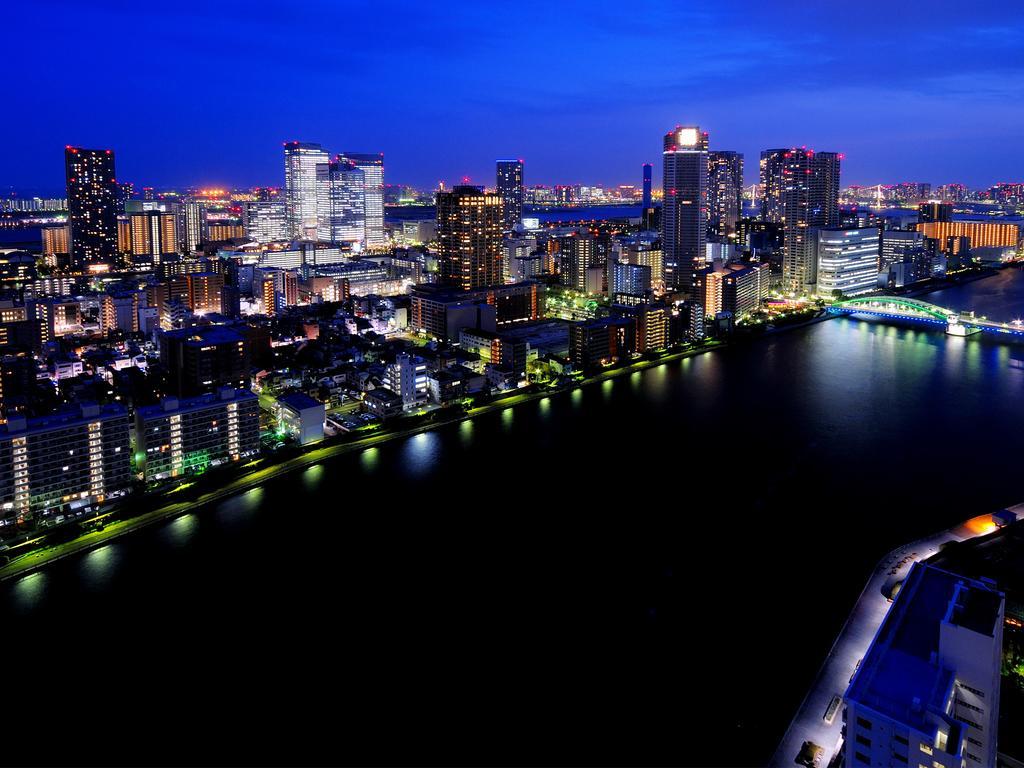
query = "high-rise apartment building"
(284, 141, 329, 239)
(316, 159, 365, 245)
(496, 159, 524, 231)
(707, 151, 744, 239)
(65, 146, 119, 270)
(0, 403, 131, 525)
(919, 201, 953, 223)
(159, 325, 252, 397)
(555, 232, 598, 292)
(661, 126, 707, 292)
(340, 153, 385, 248)
(128, 210, 178, 268)
(177, 200, 206, 254)
(766, 148, 842, 293)
(135, 388, 260, 481)
(759, 149, 788, 223)
(436, 186, 503, 291)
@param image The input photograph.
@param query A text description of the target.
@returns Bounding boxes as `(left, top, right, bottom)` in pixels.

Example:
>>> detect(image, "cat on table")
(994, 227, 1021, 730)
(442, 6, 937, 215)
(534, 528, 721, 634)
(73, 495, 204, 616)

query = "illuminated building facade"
(610, 303, 670, 352)
(340, 153, 385, 247)
(496, 159, 524, 231)
(159, 325, 252, 397)
(707, 150, 744, 239)
(661, 125, 708, 292)
(641, 163, 654, 229)
(880, 229, 925, 271)
(316, 159, 365, 245)
(242, 200, 289, 243)
(555, 232, 597, 291)
(768, 148, 842, 293)
(919, 201, 953, 223)
(65, 146, 119, 270)
(100, 291, 143, 334)
(569, 316, 636, 372)
(411, 283, 538, 340)
(177, 200, 206, 254)
(916, 221, 1019, 254)
(41, 225, 70, 266)
(384, 353, 428, 407)
(759, 149, 788, 223)
(135, 388, 260, 481)
(284, 141, 329, 239)
(206, 223, 245, 241)
(610, 261, 652, 302)
(436, 186, 504, 291)
(0, 403, 131, 526)
(815, 227, 879, 297)
(128, 210, 178, 267)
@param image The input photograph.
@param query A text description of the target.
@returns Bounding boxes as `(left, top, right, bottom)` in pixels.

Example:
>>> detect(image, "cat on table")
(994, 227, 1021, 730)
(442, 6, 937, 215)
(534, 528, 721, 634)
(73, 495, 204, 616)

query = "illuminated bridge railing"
(829, 296, 1024, 338)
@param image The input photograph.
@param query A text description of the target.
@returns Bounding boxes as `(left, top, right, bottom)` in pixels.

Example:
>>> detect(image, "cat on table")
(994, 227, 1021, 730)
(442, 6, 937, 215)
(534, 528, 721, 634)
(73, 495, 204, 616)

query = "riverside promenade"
(770, 504, 1022, 767)
(0, 340, 724, 583)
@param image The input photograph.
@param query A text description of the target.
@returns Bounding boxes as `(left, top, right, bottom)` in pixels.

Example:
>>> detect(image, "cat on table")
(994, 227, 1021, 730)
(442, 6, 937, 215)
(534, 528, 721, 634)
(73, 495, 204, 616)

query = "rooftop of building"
(365, 387, 401, 404)
(2, 402, 127, 435)
(925, 516, 1024, 609)
(161, 324, 246, 345)
(277, 392, 323, 412)
(846, 563, 1002, 734)
(135, 388, 256, 420)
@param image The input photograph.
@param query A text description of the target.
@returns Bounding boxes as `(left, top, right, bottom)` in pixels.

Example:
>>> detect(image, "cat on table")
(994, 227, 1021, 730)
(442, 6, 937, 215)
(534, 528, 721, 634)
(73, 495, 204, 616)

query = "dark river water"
(5, 269, 1024, 766)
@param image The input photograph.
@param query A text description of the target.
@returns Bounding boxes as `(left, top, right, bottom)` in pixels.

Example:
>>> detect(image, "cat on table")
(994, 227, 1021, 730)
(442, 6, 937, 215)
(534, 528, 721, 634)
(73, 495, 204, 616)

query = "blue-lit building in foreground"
(844, 563, 1004, 768)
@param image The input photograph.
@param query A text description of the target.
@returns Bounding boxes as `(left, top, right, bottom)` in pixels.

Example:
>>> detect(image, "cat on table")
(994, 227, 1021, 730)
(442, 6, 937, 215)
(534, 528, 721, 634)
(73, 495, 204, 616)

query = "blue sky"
(4, 0, 1024, 193)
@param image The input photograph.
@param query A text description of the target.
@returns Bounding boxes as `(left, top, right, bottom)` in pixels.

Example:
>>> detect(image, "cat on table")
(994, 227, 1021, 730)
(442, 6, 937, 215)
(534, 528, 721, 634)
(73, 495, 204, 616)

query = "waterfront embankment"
(0, 338, 727, 582)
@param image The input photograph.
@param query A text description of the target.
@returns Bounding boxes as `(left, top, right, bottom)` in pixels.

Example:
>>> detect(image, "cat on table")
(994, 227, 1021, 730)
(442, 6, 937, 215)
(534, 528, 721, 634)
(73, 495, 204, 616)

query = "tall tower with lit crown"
(661, 126, 708, 293)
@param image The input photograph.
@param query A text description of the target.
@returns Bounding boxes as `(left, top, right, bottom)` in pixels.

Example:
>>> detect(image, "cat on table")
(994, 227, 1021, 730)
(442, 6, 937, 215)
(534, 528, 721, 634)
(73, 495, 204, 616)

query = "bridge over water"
(827, 295, 1024, 338)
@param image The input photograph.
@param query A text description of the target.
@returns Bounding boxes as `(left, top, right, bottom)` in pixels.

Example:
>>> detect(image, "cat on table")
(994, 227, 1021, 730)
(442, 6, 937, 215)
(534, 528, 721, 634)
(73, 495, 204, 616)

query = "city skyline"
(4, 1, 1024, 192)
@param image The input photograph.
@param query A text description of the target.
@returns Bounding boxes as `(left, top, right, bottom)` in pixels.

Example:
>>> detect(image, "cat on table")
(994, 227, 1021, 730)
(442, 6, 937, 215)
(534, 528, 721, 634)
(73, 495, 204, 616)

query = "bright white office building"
(815, 227, 880, 296)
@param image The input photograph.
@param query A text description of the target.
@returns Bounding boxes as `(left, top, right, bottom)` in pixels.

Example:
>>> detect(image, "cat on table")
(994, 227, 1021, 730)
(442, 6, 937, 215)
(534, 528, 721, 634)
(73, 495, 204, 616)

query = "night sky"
(5, 0, 1024, 193)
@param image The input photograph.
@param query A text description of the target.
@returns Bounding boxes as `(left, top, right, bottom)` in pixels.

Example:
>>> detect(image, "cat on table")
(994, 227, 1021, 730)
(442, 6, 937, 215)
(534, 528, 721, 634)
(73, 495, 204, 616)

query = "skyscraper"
(919, 201, 953, 223)
(177, 200, 206, 255)
(641, 163, 653, 230)
(242, 200, 289, 244)
(496, 159, 524, 231)
(65, 146, 119, 270)
(764, 148, 841, 293)
(436, 186, 503, 291)
(707, 151, 744, 240)
(340, 153, 385, 248)
(284, 141, 329, 240)
(758, 149, 788, 223)
(315, 159, 365, 245)
(661, 126, 708, 292)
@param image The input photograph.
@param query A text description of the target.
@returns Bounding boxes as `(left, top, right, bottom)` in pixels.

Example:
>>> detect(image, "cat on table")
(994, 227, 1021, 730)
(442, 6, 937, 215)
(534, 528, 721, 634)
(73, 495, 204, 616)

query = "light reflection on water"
(80, 544, 120, 588)
(164, 513, 197, 547)
(360, 446, 379, 471)
(402, 431, 441, 475)
(459, 419, 474, 447)
(9, 571, 47, 611)
(303, 464, 324, 489)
